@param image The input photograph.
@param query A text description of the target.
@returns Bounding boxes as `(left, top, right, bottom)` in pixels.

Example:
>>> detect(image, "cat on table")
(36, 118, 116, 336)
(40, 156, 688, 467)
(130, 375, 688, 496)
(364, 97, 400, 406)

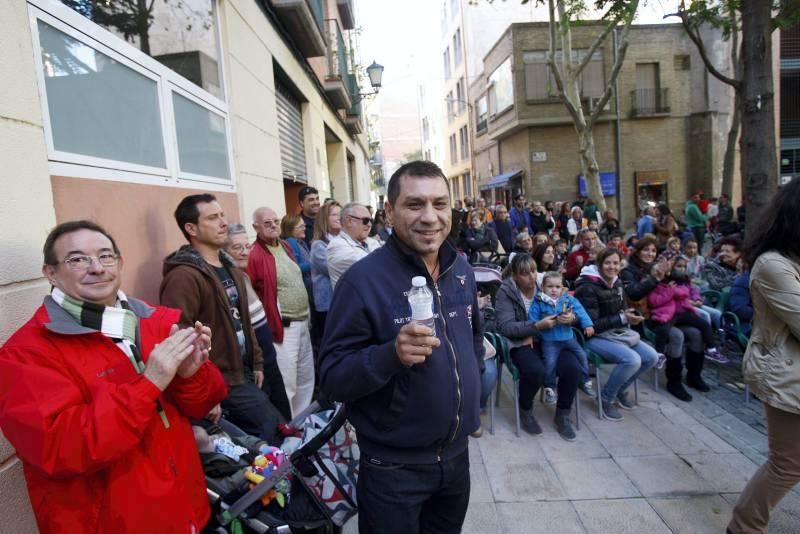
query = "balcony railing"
(782, 118, 800, 139)
(326, 19, 348, 81)
(272, 0, 326, 57)
(631, 88, 670, 117)
(308, 0, 324, 34)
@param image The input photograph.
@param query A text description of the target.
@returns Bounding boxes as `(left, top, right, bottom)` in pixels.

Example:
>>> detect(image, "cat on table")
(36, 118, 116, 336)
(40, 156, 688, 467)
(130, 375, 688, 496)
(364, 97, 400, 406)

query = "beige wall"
(0, 1, 51, 530)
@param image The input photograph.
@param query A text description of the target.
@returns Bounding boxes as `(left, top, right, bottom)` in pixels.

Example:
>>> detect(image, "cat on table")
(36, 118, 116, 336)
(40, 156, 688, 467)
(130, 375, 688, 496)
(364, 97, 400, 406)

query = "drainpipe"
(613, 26, 624, 226)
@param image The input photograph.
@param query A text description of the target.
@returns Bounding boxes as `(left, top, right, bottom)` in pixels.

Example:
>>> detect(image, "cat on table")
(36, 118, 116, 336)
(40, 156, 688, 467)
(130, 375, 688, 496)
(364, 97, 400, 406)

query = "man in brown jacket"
(161, 194, 283, 441)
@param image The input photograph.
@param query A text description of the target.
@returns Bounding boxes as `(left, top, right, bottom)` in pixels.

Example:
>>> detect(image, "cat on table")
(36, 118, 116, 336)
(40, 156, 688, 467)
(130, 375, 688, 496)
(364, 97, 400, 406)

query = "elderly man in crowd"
(249, 206, 314, 417)
(327, 202, 374, 289)
(0, 220, 226, 532)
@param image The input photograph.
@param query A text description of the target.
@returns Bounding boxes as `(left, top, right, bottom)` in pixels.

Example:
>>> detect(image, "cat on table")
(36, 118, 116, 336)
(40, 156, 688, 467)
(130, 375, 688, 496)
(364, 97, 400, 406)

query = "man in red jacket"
(564, 229, 599, 281)
(0, 220, 226, 533)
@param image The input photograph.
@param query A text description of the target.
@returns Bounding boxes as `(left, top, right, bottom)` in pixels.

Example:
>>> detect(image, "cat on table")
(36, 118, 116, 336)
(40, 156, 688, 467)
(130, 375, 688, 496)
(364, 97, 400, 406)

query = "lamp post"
(354, 60, 384, 101)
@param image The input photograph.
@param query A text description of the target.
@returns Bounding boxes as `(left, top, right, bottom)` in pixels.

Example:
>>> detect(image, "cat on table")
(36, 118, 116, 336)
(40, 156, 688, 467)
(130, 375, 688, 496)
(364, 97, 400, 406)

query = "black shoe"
(616, 390, 636, 410)
(667, 381, 693, 402)
(601, 401, 624, 421)
(687, 374, 711, 392)
(521, 410, 543, 435)
(554, 409, 577, 441)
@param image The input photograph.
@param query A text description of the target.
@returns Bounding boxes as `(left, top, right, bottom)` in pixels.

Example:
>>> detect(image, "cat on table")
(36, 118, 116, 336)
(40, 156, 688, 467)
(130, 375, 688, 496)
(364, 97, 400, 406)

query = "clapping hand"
(177, 321, 211, 379)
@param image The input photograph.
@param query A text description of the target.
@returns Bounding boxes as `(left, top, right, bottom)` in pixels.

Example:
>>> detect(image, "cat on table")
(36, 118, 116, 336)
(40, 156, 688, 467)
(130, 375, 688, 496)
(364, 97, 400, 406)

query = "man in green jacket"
(685, 192, 708, 249)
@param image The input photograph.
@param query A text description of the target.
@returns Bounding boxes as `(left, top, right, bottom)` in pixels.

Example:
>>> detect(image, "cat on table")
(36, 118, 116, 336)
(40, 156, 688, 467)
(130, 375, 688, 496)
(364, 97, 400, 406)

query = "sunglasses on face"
(348, 215, 372, 226)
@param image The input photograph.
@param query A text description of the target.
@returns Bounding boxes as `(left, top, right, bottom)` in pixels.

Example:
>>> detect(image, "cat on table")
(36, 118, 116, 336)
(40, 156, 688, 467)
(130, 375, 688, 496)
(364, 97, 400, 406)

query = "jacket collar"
(163, 244, 234, 276)
(43, 294, 154, 335)
(336, 230, 369, 251)
(386, 232, 458, 280)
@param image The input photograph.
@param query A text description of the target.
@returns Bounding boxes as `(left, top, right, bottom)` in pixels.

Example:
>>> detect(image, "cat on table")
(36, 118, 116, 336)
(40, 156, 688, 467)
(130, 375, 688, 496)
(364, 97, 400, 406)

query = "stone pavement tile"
(482, 452, 565, 502)
(469, 461, 495, 504)
(581, 413, 673, 457)
(679, 453, 760, 493)
(683, 424, 739, 454)
(573, 498, 671, 534)
(648, 495, 733, 533)
(468, 438, 483, 464)
(462, 501, 501, 534)
(632, 406, 723, 455)
(497, 501, 586, 534)
(551, 458, 641, 500)
(616, 454, 716, 497)
(478, 424, 545, 460)
(709, 413, 770, 453)
(538, 425, 610, 465)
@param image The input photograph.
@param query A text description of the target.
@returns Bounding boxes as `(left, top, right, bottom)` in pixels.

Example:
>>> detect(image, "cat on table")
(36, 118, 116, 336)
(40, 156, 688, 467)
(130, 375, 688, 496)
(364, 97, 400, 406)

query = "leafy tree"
(669, 0, 800, 229)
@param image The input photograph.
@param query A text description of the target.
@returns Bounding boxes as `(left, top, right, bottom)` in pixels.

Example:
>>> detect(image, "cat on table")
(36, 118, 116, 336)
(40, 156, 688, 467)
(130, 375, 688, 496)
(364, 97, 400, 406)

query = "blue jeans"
(698, 305, 721, 330)
(480, 357, 498, 410)
(585, 337, 658, 404)
(357, 450, 470, 534)
(541, 338, 589, 388)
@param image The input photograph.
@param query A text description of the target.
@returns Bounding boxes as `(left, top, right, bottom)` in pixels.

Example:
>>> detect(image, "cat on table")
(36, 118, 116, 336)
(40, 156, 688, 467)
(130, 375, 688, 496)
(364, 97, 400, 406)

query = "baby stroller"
(204, 401, 358, 534)
(474, 264, 503, 306)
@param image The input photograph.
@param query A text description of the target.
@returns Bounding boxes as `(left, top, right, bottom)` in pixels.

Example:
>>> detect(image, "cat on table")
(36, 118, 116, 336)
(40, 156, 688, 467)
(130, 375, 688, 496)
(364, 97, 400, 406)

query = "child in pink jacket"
(646, 264, 722, 362)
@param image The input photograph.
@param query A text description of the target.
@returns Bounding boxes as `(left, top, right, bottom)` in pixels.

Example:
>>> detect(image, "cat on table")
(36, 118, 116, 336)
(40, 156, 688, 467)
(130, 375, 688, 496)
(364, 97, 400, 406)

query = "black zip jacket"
(319, 234, 483, 464)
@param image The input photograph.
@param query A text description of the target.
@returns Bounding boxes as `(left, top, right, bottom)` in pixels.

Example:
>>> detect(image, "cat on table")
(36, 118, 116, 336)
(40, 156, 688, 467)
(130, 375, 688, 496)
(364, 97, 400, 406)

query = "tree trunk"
(721, 93, 740, 199)
(579, 129, 607, 213)
(739, 1, 778, 232)
(137, 0, 151, 55)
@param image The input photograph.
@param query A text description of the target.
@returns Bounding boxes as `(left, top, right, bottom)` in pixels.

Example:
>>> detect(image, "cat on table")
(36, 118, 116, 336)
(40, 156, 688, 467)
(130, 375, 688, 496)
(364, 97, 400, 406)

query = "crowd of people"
(0, 158, 795, 534)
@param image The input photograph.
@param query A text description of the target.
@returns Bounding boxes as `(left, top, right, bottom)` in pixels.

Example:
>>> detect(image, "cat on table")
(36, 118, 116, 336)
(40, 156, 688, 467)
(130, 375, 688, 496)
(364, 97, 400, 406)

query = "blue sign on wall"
(578, 172, 617, 197)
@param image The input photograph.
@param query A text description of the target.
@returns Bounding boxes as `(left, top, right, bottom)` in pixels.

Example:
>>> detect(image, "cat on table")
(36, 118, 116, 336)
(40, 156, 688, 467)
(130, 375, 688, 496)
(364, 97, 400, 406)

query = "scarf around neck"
(50, 288, 170, 427)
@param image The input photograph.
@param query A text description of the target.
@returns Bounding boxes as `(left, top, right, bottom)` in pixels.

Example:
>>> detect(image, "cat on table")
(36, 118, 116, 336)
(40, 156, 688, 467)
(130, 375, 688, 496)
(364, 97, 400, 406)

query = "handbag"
(597, 328, 641, 347)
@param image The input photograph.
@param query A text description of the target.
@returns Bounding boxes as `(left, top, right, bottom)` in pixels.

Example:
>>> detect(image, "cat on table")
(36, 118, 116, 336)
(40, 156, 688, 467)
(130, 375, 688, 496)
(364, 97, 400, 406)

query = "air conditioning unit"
(589, 97, 611, 112)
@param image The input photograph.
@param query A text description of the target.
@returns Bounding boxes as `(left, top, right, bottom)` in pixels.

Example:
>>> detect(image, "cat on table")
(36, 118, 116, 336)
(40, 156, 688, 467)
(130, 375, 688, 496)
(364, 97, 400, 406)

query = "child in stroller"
(200, 401, 358, 534)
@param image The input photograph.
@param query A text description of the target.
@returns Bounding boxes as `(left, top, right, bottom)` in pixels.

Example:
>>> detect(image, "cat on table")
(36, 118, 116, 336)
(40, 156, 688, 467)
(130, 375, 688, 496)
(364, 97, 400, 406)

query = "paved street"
(346, 365, 800, 533)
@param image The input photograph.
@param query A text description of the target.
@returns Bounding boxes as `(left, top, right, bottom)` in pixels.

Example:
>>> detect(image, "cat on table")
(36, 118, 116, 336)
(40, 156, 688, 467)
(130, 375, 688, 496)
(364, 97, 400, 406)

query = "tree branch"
(671, 1, 741, 89)
(587, 0, 637, 128)
(575, 7, 626, 77)
(547, 0, 581, 127)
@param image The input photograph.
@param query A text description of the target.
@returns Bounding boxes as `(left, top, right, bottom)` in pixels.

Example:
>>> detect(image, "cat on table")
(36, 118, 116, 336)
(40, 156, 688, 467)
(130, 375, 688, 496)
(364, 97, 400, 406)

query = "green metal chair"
(485, 332, 519, 436)
(574, 328, 639, 420)
(722, 311, 752, 403)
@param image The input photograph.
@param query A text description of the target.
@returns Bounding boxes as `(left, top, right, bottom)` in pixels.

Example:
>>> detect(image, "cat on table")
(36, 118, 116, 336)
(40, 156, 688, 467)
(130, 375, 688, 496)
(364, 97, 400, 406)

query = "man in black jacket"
(530, 201, 555, 235)
(319, 161, 483, 534)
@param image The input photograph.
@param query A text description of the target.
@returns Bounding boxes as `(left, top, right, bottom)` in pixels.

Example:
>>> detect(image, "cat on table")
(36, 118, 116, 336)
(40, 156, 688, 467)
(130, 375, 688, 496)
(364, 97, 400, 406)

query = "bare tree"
(542, 0, 639, 213)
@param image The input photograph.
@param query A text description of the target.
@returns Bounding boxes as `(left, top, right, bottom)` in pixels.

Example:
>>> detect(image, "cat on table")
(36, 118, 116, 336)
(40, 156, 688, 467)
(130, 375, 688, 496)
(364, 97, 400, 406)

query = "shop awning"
(479, 169, 523, 191)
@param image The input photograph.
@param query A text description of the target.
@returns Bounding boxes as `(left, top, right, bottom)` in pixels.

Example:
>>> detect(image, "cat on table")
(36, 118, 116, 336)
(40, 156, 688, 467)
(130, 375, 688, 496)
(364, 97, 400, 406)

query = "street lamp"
(355, 61, 384, 100)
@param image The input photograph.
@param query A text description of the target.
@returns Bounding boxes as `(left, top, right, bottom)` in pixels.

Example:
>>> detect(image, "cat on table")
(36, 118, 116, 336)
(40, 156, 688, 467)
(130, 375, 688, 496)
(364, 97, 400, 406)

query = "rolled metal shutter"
(276, 84, 307, 182)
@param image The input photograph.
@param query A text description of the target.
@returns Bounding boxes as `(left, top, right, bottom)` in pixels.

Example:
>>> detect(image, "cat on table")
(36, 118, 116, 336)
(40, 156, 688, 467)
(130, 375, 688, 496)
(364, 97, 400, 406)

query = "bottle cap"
(412, 276, 427, 287)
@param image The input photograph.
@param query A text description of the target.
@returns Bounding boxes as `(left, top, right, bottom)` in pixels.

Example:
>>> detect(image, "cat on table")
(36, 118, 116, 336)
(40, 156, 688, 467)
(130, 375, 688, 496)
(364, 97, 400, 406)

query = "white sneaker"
(544, 387, 557, 405)
(581, 380, 595, 397)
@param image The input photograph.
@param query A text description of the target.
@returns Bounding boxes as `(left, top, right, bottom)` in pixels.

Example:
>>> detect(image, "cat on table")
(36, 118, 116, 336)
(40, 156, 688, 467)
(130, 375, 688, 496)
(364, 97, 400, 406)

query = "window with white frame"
(453, 28, 463, 67)
(29, 0, 233, 188)
(488, 57, 513, 117)
(475, 95, 488, 132)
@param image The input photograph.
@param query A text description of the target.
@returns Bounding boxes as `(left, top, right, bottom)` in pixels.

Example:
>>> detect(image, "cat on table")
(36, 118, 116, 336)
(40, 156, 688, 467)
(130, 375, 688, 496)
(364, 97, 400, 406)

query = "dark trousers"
(651, 312, 715, 353)
(357, 450, 470, 534)
(692, 227, 706, 249)
(221, 381, 284, 445)
(510, 346, 545, 411)
(254, 325, 292, 421)
(511, 345, 580, 412)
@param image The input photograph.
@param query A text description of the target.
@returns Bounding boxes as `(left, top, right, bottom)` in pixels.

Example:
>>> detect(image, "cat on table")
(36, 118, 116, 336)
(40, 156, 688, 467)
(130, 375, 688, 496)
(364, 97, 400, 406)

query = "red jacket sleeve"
(0, 346, 162, 477)
(565, 250, 585, 280)
(165, 361, 227, 420)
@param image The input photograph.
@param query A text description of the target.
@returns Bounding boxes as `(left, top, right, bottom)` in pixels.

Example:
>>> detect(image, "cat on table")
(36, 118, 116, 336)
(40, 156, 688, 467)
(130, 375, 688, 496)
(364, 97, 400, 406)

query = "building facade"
(0, 0, 373, 526)
(471, 21, 739, 225)
(428, 0, 546, 203)
(780, 25, 800, 183)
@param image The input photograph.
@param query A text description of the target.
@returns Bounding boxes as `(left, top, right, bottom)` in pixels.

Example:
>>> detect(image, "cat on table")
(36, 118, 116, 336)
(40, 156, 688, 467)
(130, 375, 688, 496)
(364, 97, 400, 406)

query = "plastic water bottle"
(408, 276, 436, 336)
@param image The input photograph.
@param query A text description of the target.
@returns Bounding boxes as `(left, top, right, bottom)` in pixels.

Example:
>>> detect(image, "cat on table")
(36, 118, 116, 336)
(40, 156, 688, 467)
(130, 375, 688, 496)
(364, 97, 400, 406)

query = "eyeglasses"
(348, 215, 373, 226)
(60, 253, 120, 270)
(260, 219, 281, 227)
(229, 243, 252, 253)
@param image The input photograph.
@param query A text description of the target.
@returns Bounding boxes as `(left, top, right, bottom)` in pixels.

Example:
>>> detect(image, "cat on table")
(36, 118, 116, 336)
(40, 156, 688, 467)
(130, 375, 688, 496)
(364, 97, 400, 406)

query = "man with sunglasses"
(327, 202, 375, 289)
(0, 220, 226, 532)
